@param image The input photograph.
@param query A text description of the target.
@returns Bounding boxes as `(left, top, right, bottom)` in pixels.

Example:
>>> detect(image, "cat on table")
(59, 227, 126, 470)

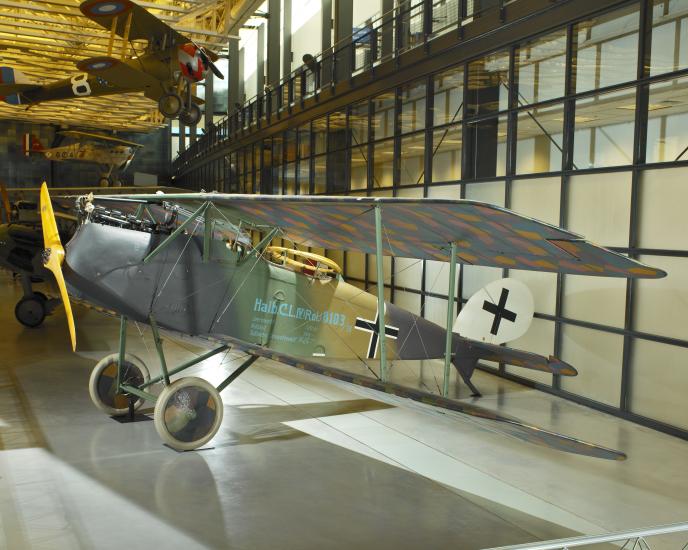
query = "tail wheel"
(179, 103, 202, 126)
(15, 295, 46, 327)
(158, 92, 183, 118)
(154, 377, 223, 451)
(89, 353, 150, 416)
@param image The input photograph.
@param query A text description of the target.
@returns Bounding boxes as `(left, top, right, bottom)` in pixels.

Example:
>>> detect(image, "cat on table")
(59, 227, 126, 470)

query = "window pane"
(298, 123, 311, 158)
(350, 100, 369, 145)
(399, 132, 425, 185)
(313, 116, 327, 155)
(638, 166, 688, 249)
(432, 124, 462, 182)
(516, 102, 564, 174)
(351, 145, 368, 190)
(372, 91, 396, 140)
(284, 130, 297, 162)
(574, 4, 640, 93)
(313, 155, 326, 194)
(573, 87, 636, 169)
(631, 340, 688, 430)
(297, 160, 310, 194)
(516, 28, 567, 105)
(635, 255, 688, 340)
(285, 161, 296, 194)
(466, 51, 510, 116)
(465, 115, 508, 177)
(373, 138, 394, 187)
(400, 79, 426, 133)
(650, 0, 688, 75)
(328, 110, 348, 152)
(433, 66, 464, 126)
(567, 171, 631, 247)
(646, 76, 688, 163)
(560, 325, 623, 407)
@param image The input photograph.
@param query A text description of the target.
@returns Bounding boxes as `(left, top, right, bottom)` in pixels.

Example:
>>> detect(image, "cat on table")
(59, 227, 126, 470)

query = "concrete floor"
(1, 272, 687, 550)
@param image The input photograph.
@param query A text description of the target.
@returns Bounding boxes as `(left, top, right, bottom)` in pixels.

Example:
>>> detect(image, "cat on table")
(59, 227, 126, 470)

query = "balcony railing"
(173, 0, 510, 171)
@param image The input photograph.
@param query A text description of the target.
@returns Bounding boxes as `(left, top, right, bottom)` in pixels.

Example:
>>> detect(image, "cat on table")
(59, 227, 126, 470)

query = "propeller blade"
(197, 46, 224, 80)
(39, 182, 76, 351)
(0, 180, 10, 223)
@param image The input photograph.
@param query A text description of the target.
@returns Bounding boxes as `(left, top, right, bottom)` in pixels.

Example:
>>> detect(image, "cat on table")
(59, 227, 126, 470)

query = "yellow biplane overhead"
(0, 0, 223, 126)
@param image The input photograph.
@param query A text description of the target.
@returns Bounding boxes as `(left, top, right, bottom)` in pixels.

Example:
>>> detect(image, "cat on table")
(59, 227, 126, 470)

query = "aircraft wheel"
(98, 177, 110, 187)
(179, 103, 202, 126)
(158, 92, 183, 118)
(154, 377, 223, 451)
(15, 295, 46, 327)
(89, 353, 150, 416)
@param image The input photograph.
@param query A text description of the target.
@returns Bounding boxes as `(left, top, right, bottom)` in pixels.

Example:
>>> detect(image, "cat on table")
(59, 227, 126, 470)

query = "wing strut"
(374, 204, 388, 381)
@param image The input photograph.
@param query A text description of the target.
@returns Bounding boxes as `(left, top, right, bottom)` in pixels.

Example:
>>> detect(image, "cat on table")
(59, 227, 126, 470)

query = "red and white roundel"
(178, 43, 205, 82)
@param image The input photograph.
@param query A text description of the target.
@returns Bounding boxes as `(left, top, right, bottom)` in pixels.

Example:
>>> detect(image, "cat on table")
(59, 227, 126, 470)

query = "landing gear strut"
(88, 315, 255, 451)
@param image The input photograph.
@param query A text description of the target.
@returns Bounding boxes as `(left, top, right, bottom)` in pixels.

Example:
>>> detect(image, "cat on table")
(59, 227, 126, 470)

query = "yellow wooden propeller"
(39, 182, 76, 351)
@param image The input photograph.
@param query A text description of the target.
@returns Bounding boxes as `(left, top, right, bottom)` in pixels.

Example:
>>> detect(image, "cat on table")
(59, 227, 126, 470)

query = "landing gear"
(98, 177, 110, 188)
(154, 377, 223, 451)
(89, 316, 250, 451)
(88, 353, 150, 416)
(15, 294, 46, 327)
(179, 103, 201, 126)
(158, 92, 183, 119)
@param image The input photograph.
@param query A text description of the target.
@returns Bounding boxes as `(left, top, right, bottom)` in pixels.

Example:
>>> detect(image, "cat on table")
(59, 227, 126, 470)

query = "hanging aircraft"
(0, 0, 223, 126)
(38, 185, 666, 456)
(23, 131, 144, 187)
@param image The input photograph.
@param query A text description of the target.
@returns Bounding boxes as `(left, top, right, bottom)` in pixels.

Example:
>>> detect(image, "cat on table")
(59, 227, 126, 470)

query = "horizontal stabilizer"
(451, 335, 577, 381)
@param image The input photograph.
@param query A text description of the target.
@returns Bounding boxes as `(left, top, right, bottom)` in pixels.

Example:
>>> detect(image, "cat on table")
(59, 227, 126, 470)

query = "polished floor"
(1, 272, 687, 550)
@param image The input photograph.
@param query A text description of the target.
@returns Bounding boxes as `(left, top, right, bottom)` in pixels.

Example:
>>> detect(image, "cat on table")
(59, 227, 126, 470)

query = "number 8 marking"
(71, 73, 91, 97)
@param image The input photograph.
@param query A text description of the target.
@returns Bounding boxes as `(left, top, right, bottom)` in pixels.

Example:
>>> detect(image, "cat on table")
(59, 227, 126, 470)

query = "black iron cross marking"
(354, 310, 399, 359)
(482, 288, 517, 336)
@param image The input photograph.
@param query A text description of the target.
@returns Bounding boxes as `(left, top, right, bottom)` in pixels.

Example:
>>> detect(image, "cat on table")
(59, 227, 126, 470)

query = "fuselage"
(64, 221, 449, 363)
(14, 43, 208, 106)
(40, 144, 135, 168)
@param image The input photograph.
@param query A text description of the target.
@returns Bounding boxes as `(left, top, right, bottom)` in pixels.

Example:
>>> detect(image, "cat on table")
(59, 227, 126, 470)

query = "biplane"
(24, 130, 143, 187)
(0, 0, 223, 126)
(39, 185, 665, 457)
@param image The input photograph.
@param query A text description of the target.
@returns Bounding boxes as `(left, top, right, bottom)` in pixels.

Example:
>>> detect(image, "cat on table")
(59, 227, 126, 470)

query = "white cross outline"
(354, 305, 400, 359)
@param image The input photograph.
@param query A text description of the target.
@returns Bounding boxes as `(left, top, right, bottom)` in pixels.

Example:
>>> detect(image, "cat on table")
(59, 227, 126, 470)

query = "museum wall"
(0, 120, 171, 188)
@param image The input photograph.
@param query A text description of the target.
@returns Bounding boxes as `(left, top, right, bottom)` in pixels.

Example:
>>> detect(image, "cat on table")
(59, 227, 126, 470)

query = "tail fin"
(22, 134, 44, 157)
(0, 67, 38, 105)
(453, 278, 534, 345)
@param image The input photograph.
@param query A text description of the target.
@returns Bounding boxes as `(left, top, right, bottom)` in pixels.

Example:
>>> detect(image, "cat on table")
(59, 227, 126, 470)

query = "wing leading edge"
(92, 193, 666, 279)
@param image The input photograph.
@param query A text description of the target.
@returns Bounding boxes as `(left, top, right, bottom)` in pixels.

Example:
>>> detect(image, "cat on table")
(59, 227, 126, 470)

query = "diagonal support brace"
(217, 354, 259, 392)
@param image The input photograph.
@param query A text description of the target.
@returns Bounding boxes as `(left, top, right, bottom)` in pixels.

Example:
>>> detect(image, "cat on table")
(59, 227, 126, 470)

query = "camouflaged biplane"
(0, 0, 223, 126)
(39, 185, 665, 456)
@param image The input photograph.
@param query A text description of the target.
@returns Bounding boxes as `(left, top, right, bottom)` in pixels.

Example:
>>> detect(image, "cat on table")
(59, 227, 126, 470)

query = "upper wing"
(80, 0, 187, 45)
(60, 130, 143, 148)
(93, 193, 666, 279)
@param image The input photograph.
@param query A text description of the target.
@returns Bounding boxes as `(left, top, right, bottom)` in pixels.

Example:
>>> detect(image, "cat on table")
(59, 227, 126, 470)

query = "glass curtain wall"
(187, 0, 688, 438)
